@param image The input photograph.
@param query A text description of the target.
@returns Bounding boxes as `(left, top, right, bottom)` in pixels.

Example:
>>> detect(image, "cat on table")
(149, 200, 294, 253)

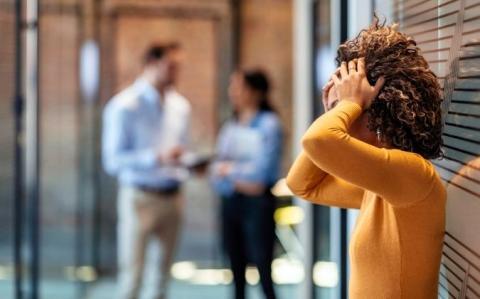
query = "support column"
(25, 0, 40, 297)
(293, 0, 314, 298)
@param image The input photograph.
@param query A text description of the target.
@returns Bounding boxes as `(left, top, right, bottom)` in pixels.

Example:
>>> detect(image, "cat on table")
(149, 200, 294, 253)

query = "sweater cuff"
(338, 99, 363, 111)
(336, 100, 363, 117)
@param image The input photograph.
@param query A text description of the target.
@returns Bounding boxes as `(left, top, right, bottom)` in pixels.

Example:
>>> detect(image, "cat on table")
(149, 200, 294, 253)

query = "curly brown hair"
(336, 16, 443, 159)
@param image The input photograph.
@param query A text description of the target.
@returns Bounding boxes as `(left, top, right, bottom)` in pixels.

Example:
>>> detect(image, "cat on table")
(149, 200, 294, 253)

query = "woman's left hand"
(331, 58, 385, 110)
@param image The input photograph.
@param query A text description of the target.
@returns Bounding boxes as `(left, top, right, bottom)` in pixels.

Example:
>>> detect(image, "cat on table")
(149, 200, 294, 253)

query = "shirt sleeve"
(231, 115, 283, 186)
(179, 105, 192, 148)
(287, 151, 364, 209)
(102, 103, 157, 176)
(209, 122, 235, 197)
(290, 100, 437, 208)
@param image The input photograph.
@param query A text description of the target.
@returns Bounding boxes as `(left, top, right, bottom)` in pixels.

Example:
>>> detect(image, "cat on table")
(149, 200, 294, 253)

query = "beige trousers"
(117, 186, 182, 299)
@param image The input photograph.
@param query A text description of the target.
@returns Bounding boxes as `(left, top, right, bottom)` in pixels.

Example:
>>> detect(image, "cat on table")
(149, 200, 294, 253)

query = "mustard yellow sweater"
(286, 100, 446, 298)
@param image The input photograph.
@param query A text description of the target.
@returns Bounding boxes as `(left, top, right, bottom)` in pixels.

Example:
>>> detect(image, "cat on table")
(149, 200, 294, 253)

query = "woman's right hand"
(331, 58, 385, 110)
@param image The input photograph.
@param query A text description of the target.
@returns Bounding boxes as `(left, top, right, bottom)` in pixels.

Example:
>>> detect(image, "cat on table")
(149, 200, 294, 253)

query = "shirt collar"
(235, 110, 262, 128)
(135, 78, 162, 105)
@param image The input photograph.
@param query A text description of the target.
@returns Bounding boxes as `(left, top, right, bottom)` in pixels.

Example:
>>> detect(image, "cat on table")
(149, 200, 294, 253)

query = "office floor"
(0, 279, 298, 299)
(91, 279, 297, 299)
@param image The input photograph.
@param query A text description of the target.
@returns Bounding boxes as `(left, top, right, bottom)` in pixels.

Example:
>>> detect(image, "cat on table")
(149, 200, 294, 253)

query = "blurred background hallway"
(1, 0, 479, 298)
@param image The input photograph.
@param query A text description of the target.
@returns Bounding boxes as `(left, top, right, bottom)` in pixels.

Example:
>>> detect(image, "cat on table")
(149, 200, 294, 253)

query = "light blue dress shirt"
(211, 111, 283, 197)
(102, 79, 191, 189)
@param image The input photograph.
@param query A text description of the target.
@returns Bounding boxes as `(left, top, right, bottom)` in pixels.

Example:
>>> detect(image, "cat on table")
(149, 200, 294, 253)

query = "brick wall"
(39, 12, 80, 211)
(114, 16, 219, 149)
(240, 0, 293, 172)
(101, 0, 233, 152)
(39, 8, 82, 272)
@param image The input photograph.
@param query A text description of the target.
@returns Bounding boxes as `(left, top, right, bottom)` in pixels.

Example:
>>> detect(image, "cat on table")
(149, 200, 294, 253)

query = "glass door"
(312, 0, 348, 298)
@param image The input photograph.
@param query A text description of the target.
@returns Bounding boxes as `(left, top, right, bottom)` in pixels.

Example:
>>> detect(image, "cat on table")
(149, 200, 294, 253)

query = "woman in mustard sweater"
(286, 21, 446, 298)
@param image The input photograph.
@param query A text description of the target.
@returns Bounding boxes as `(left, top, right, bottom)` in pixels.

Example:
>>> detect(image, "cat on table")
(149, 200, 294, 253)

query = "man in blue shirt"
(102, 43, 191, 299)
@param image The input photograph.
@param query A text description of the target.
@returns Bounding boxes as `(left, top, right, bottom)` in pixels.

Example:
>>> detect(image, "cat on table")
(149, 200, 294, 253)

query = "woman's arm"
(286, 151, 364, 209)
(286, 64, 366, 209)
(210, 123, 236, 197)
(289, 58, 438, 208)
(301, 100, 436, 207)
(300, 58, 437, 207)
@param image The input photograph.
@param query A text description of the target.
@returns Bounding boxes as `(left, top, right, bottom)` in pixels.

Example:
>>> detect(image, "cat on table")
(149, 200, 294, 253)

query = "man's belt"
(135, 184, 180, 196)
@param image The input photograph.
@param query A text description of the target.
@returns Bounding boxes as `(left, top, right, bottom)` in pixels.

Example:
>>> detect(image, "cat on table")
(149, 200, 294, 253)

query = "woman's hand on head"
(331, 58, 385, 110)
(322, 79, 334, 112)
(321, 67, 341, 112)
